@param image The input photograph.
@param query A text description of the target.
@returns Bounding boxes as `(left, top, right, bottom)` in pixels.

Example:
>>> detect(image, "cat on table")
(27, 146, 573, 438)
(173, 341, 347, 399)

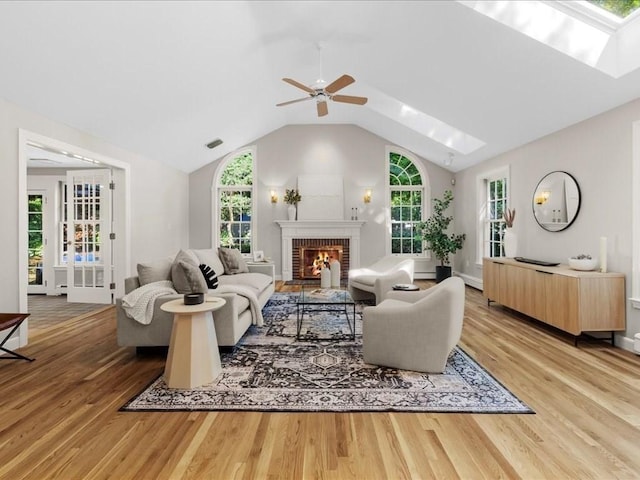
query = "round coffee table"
(160, 296, 226, 389)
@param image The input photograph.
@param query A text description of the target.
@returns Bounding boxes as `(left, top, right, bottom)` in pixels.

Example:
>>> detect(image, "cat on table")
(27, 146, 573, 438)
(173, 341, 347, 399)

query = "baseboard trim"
(457, 272, 483, 290)
(414, 272, 435, 280)
(617, 335, 639, 353)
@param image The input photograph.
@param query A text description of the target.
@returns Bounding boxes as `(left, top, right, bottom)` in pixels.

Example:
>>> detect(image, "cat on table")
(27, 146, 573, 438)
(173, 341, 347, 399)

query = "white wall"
(0, 97, 190, 315)
(189, 124, 454, 276)
(454, 97, 640, 348)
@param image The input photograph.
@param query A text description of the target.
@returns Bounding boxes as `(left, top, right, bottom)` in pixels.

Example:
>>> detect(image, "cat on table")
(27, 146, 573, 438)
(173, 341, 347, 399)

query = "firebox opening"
(299, 246, 343, 279)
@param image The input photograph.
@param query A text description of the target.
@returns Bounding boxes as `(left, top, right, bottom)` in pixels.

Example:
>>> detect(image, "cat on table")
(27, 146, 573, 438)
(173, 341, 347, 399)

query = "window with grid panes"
(217, 152, 254, 254)
(28, 193, 44, 285)
(58, 182, 69, 264)
(389, 152, 424, 255)
(487, 177, 507, 257)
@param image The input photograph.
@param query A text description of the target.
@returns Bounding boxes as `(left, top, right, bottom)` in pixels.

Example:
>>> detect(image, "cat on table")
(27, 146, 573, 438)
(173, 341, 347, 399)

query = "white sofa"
(347, 256, 415, 305)
(362, 276, 465, 373)
(116, 248, 274, 349)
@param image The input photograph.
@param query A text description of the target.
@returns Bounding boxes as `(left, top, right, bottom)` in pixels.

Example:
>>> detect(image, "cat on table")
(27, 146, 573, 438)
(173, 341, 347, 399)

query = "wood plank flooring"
(1, 281, 640, 479)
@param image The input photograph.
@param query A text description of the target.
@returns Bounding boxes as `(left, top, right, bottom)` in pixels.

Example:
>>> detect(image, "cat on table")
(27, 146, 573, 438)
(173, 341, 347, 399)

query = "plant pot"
(435, 265, 452, 283)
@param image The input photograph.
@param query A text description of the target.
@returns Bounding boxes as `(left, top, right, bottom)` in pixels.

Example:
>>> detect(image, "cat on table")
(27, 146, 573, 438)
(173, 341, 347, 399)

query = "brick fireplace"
(293, 239, 349, 280)
(276, 220, 365, 282)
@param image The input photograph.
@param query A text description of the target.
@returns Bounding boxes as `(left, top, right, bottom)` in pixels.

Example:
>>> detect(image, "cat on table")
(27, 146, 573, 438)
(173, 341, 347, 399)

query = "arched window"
(388, 148, 428, 255)
(213, 148, 256, 254)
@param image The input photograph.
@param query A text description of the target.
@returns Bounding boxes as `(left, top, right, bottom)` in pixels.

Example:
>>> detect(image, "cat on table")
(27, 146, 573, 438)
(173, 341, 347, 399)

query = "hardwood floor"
(2, 281, 640, 479)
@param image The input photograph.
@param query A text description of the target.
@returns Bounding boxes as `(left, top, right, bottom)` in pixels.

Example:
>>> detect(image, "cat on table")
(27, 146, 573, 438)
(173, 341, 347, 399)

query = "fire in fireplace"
(299, 245, 344, 279)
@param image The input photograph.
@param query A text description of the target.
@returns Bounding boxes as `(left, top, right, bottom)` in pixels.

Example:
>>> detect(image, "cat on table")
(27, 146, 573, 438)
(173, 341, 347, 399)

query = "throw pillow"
(171, 250, 206, 294)
(137, 257, 173, 285)
(173, 261, 208, 294)
(218, 247, 249, 275)
(191, 249, 225, 276)
(199, 264, 219, 289)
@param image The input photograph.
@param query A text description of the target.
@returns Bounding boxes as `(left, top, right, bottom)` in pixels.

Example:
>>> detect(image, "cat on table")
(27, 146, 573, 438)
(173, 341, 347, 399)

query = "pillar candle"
(330, 260, 341, 287)
(600, 237, 607, 273)
(321, 267, 331, 288)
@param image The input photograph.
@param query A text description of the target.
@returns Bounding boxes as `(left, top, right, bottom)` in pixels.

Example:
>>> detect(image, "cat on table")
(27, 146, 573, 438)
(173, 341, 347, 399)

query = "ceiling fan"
(276, 74, 368, 117)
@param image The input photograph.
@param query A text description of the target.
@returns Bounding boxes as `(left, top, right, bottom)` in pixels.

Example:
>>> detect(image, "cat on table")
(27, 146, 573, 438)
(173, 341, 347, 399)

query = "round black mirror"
(532, 171, 581, 232)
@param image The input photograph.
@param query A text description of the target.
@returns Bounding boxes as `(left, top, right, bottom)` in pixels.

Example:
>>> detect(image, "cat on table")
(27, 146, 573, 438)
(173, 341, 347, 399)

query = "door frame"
(18, 129, 131, 346)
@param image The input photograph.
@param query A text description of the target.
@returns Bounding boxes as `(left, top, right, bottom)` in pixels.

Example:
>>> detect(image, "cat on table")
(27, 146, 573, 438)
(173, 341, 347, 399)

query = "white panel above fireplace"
(296, 174, 343, 220)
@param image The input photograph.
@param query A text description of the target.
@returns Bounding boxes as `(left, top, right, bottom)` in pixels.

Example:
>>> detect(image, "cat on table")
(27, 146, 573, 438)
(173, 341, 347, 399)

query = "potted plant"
(284, 188, 301, 221)
(419, 190, 466, 282)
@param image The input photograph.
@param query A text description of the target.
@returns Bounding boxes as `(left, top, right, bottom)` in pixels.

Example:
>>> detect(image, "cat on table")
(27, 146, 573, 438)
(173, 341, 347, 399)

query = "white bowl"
(568, 257, 598, 271)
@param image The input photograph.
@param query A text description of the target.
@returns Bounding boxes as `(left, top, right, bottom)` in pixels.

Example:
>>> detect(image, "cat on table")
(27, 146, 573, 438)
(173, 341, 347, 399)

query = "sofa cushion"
(218, 247, 249, 275)
(171, 250, 206, 294)
(191, 249, 225, 276)
(137, 257, 173, 286)
(217, 272, 272, 293)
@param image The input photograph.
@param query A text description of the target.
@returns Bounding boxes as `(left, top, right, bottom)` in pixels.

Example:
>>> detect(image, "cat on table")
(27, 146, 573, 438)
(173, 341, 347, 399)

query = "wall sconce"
(363, 188, 372, 204)
(270, 189, 278, 203)
(535, 190, 550, 205)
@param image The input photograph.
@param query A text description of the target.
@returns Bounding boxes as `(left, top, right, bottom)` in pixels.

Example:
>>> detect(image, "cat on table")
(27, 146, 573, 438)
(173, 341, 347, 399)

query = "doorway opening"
(17, 129, 131, 350)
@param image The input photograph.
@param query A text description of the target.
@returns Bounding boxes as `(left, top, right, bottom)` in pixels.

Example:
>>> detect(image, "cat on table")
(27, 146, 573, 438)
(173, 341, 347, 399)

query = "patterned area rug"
(122, 293, 533, 413)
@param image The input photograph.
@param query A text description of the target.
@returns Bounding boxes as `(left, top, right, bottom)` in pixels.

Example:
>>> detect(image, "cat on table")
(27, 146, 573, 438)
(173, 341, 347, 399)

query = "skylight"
(357, 83, 486, 155)
(588, 0, 640, 19)
(460, 0, 640, 78)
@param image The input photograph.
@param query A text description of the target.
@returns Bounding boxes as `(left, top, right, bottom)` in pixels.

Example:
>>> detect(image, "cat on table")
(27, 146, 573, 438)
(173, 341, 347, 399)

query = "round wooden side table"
(160, 296, 226, 389)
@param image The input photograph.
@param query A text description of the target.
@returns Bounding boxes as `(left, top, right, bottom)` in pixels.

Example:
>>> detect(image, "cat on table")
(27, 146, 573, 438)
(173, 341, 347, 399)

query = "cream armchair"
(348, 256, 415, 305)
(362, 276, 465, 373)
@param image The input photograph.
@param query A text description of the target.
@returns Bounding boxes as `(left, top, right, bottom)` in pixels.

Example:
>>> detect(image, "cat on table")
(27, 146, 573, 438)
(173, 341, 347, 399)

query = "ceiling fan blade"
(276, 96, 313, 107)
(324, 74, 355, 94)
(317, 100, 328, 117)
(332, 94, 368, 105)
(283, 78, 315, 94)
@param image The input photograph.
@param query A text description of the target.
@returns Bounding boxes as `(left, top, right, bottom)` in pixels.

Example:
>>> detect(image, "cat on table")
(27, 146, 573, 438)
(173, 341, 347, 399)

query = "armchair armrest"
(385, 283, 442, 303)
(373, 269, 412, 304)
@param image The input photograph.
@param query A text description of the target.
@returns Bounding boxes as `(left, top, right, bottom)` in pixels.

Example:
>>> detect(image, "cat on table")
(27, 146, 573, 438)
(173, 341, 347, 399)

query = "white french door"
(27, 190, 46, 294)
(66, 169, 113, 304)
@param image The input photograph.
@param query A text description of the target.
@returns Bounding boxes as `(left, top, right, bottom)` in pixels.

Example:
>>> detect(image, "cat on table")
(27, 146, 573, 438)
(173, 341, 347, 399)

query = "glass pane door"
(27, 192, 46, 294)
(66, 169, 112, 304)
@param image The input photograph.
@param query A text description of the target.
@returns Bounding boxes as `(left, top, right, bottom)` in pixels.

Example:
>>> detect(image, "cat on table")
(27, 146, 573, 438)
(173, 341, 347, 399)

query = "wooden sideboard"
(482, 258, 625, 340)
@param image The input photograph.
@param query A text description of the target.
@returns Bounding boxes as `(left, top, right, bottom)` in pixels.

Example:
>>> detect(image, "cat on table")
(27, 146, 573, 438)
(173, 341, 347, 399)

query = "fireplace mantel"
(276, 220, 366, 281)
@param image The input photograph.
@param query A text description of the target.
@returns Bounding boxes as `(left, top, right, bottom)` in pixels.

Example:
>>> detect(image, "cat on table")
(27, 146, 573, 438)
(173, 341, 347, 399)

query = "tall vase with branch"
(284, 188, 301, 221)
(419, 190, 466, 282)
(503, 208, 517, 257)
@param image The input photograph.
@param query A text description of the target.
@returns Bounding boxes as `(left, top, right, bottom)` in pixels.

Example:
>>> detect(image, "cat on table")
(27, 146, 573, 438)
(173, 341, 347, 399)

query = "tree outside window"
(487, 177, 507, 257)
(389, 152, 424, 255)
(28, 194, 44, 285)
(217, 152, 254, 254)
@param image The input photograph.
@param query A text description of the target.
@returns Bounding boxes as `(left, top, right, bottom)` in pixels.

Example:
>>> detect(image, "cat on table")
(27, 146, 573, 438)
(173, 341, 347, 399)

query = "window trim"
(211, 146, 257, 255)
(385, 146, 431, 257)
(476, 165, 510, 266)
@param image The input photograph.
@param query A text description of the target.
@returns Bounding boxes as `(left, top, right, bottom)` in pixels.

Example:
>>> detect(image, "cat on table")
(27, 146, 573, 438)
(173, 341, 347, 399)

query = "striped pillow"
(199, 264, 219, 289)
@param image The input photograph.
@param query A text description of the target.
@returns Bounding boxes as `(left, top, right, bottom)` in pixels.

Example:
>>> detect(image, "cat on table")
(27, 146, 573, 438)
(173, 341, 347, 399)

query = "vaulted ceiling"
(3, 1, 640, 173)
